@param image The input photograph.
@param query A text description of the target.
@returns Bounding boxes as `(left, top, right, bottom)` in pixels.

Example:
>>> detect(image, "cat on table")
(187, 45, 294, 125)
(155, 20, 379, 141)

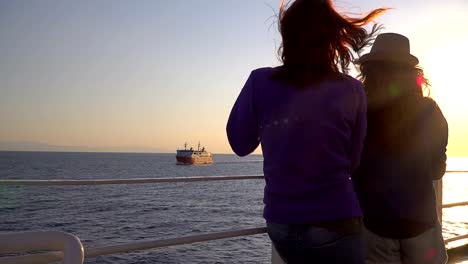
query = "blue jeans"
(267, 222, 364, 264)
(363, 224, 447, 264)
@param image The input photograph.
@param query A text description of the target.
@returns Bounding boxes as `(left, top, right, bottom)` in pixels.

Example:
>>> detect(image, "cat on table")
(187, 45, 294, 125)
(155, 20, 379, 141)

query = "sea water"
(0, 152, 466, 263)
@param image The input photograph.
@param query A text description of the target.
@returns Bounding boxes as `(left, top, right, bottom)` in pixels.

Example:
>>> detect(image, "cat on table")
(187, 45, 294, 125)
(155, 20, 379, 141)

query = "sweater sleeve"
(226, 71, 260, 157)
(350, 81, 367, 175)
(427, 100, 448, 180)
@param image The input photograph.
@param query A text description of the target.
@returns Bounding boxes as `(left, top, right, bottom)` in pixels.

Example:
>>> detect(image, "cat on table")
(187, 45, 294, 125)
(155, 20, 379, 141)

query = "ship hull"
(176, 156, 213, 165)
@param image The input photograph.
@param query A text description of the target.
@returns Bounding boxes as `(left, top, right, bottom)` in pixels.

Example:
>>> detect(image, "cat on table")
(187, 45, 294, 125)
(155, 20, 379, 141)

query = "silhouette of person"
(227, 0, 386, 262)
(354, 33, 448, 264)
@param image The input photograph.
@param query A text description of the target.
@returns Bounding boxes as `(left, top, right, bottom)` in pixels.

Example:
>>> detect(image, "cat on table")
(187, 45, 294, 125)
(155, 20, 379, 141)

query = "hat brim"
(357, 52, 419, 66)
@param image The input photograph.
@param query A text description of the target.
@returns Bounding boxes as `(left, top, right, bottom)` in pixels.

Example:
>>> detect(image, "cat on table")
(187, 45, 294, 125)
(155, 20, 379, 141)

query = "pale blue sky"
(1, 0, 467, 155)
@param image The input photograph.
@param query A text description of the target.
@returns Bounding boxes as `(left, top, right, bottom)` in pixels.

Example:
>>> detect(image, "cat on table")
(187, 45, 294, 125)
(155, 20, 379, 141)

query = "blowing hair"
(359, 61, 429, 108)
(272, 0, 387, 88)
(359, 61, 431, 154)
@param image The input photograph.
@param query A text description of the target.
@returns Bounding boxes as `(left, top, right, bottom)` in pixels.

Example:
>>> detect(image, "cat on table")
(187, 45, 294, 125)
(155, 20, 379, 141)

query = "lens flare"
(425, 247, 436, 261)
(416, 74, 424, 88)
(388, 83, 400, 97)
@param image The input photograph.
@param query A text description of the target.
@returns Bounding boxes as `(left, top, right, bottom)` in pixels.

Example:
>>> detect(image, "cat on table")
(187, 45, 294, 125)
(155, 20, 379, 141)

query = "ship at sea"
(176, 142, 213, 165)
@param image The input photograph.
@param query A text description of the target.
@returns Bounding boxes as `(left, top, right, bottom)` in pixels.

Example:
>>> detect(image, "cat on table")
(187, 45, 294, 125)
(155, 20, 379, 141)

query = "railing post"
(0, 231, 84, 264)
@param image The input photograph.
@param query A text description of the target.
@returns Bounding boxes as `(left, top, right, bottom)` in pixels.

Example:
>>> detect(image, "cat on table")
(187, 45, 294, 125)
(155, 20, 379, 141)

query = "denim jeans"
(363, 223, 447, 264)
(267, 221, 364, 264)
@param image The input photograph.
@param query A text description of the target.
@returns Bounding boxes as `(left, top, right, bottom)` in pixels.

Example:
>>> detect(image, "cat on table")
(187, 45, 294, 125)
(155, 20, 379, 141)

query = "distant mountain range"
(0, 141, 170, 153)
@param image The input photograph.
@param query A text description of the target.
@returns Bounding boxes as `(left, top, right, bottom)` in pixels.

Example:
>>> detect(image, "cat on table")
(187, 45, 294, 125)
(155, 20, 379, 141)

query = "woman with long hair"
(227, 0, 386, 262)
(354, 33, 448, 263)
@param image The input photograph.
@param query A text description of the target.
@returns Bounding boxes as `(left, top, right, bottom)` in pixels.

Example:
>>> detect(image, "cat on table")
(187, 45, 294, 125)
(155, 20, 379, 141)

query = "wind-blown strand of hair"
(274, 0, 388, 87)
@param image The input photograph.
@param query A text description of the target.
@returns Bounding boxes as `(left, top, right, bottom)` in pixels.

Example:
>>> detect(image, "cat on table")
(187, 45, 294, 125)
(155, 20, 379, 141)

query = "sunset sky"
(1, 0, 467, 155)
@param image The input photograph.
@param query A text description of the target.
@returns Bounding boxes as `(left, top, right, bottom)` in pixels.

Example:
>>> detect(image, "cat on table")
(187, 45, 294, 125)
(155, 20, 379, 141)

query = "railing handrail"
(0, 175, 466, 209)
(442, 201, 468, 208)
(0, 227, 266, 264)
(1, 227, 466, 264)
(0, 170, 465, 186)
(0, 175, 264, 186)
(445, 234, 468, 244)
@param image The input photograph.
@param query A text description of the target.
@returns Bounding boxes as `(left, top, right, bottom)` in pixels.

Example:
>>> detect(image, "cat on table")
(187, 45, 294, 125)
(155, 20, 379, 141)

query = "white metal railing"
(0, 175, 264, 186)
(0, 172, 466, 264)
(445, 234, 468, 244)
(442, 201, 468, 208)
(0, 171, 465, 187)
(0, 231, 84, 264)
(0, 228, 266, 264)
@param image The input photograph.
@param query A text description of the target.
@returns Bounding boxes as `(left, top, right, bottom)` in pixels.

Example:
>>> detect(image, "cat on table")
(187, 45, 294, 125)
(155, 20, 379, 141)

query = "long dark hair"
(359, 61, 429, 109)
(359, 61, 431, 154)
(272, 0, 387, 88)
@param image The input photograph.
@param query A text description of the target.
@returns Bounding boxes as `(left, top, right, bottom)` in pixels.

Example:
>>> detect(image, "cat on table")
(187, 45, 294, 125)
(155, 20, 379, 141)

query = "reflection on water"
(443, 174, 468, 249)
(443, 158, 468, 249)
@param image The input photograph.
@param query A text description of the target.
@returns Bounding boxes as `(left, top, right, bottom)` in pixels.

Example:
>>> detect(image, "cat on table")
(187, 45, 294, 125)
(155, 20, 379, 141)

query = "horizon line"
(0, 149, 265, 155)
(0, 149, 466, 158)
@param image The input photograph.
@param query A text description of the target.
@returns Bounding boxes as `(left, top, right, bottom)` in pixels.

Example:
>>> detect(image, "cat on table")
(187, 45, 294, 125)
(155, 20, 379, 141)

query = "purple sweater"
(227, 67, 367, 224)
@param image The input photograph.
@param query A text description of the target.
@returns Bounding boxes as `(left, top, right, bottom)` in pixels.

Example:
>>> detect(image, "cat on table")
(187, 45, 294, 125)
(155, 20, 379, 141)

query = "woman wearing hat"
(227, 0, 386, 263)
(354, 33, 448, 263)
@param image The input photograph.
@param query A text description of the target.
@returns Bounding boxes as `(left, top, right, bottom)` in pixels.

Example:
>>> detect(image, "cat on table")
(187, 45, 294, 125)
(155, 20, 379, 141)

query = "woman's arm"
(226, 71, 260, 157)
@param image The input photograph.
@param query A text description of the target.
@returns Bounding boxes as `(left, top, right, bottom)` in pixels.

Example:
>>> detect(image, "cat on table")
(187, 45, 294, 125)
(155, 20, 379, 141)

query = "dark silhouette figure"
(354, 33, 448, 264)
(227, 0, 387, 262)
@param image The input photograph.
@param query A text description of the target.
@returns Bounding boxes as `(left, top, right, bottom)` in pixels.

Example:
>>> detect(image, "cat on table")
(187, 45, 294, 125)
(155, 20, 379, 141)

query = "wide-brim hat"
(358, 33, 419, 66)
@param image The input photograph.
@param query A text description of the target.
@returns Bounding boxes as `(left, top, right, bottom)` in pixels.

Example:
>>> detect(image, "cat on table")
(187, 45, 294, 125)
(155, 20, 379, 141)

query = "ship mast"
(198, 141, 200, 151)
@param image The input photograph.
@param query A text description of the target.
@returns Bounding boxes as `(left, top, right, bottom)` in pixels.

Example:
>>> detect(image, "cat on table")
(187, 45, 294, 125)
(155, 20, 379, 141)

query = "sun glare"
(422, 37, 468, 156)
(423, 39, 468, 110)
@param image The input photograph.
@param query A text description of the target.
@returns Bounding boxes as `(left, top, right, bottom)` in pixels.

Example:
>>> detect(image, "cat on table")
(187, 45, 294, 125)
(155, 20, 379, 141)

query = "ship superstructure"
(176, 142, 213, 165)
